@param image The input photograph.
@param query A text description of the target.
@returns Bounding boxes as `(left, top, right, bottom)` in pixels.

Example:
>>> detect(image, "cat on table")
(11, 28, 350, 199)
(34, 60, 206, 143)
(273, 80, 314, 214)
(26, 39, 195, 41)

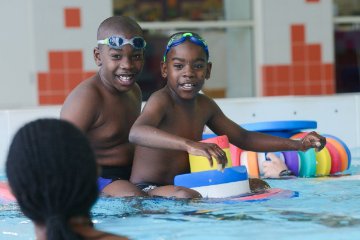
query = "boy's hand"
(187, 141, 228, 171)
(299, 131, 326, 152)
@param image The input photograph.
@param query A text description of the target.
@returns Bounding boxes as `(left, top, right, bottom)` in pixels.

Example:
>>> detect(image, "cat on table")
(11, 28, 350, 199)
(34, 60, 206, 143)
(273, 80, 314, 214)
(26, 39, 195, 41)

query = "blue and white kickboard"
(174, 166, 250, 198)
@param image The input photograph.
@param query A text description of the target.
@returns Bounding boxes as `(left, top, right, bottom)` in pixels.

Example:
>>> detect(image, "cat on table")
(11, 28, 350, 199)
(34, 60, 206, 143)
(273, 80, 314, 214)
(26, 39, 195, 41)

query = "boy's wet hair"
(6, 118, 98, 240)
(163, 31, 209, 62)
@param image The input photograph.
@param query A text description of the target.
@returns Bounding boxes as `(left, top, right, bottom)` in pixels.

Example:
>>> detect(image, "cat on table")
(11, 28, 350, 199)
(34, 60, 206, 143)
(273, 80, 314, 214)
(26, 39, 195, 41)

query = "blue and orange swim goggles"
(163, 32, 209, 62)
(97, 36, 146, 50)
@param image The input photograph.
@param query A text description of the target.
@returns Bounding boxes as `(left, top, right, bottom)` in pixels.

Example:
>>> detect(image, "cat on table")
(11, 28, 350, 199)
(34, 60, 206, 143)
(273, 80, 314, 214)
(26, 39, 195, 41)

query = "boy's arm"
(129, 94, 228, 169)
(207, 100, 325, 152)
(60, 88, 99, 133)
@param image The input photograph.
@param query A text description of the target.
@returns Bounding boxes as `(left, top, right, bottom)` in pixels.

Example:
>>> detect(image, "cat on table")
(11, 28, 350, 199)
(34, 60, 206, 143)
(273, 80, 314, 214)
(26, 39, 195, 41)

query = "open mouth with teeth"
(180, 83, 197, 90)
(116, 74, 136, 85)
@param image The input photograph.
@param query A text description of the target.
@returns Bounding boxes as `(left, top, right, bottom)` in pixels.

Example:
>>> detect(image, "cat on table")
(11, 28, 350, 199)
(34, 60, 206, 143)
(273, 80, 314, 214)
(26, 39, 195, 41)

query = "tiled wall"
(38, 50, 95, 104)
(30, 1, 112, 106)
(36, 7, 96, 105)
(261, 0, 334, 96)
(262, 24, 334, 95)
(0, 0, 335, 107)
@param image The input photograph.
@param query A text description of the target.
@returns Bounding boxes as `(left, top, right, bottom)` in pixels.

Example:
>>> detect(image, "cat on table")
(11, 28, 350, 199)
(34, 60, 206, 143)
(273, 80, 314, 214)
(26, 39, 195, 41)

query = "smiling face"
(161, 40, 212, 100)
(94, 18, 145, 93)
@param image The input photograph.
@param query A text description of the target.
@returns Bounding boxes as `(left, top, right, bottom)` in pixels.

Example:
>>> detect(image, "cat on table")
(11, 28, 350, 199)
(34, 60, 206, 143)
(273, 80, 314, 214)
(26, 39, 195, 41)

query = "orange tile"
(292, 45, 306, 63)
(308, 84, 322, 94)
(307, 44, 321, 62)
(324, 63, 334, 80)
(38, 95, 52, 105)
(50, 94, 67, 104)
(308, 64, 322, 81)
(66, 51, 83, 70)
(276, 86, 291, 95)
(292, 65, 306, 83)
(276, 65, 290, 84)
(293, 86, 307, 95)
(264, 87, 276, 96)
(67, 72, 83, 90)
(64, 8, 81, 28)
(325, 82, 335, 94)
(291, 24, 305, 43)
(49, 72, 65, 90)
(49, 51, 65, 71)
(37, 73, 49, 91)
(83, 71, 96, 79)
(262, 65, 275, 82)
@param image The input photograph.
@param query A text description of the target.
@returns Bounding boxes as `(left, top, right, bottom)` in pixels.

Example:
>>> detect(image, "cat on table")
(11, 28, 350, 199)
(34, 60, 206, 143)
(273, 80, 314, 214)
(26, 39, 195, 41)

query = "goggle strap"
(97, 39, 109, 45)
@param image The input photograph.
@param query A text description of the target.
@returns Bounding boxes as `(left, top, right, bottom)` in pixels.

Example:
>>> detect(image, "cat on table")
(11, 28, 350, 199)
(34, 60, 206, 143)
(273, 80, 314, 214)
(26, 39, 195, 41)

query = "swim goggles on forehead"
(97, 36, 146, 50)
(163, 32, 209, 62)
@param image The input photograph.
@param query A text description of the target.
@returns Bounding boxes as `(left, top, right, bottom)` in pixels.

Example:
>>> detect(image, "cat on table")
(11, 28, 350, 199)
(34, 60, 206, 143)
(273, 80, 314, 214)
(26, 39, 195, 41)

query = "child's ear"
(160, 61, 167, 78)
(205, 62, 212, 80)
(93, 47, 102, 66)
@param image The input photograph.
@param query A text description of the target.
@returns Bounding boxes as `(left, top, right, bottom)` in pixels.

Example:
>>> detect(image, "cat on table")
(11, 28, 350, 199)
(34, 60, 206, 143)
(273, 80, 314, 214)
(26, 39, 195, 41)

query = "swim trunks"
(97, 166, 132, 192)
(136, 182, 162, 193)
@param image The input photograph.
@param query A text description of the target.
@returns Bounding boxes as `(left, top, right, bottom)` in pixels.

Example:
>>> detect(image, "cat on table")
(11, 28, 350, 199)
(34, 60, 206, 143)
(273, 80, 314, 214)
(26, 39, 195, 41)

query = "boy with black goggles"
(97, 36, 146, 50)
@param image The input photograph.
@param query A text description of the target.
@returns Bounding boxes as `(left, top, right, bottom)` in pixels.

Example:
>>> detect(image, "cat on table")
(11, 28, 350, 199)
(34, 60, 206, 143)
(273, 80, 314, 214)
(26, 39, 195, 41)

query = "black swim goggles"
(97, 36, 146, 50)
(163, 32, 209, 62)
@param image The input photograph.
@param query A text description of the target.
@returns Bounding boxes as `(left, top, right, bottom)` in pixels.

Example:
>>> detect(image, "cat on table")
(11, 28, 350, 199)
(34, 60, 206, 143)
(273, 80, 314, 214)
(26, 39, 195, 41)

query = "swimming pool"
(1, 150, 360, 240)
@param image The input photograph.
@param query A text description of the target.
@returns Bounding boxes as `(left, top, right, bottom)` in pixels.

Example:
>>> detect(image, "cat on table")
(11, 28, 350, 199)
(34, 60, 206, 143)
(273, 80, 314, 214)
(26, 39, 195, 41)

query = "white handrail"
(334, 16, 360, 24)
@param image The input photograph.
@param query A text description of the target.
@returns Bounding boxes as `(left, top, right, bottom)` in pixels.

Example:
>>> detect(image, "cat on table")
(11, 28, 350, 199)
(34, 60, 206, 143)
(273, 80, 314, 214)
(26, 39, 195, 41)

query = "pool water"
(1, 152, 360, 240)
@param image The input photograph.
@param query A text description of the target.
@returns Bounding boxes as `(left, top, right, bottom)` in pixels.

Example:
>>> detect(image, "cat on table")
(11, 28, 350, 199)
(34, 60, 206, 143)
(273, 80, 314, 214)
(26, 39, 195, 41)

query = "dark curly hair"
(6, 118, 99, 240)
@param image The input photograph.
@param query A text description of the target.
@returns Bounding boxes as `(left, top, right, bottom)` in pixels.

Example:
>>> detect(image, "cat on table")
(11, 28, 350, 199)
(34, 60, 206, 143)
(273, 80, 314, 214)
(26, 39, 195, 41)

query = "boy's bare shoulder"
(147, 88, 173, 105)
(65, 75, 103, 103)
(197, 92, 218, 105)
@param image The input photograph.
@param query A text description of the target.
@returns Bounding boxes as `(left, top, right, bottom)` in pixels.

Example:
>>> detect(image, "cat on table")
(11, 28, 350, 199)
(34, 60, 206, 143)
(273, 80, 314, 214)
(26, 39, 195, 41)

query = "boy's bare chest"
(163, 106, 207, 138)
(93, 93, 140, 138)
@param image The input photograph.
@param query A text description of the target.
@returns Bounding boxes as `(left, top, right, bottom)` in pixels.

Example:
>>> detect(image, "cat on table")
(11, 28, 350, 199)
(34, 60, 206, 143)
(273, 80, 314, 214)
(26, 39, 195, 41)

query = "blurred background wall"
(0, 0, 359, 108)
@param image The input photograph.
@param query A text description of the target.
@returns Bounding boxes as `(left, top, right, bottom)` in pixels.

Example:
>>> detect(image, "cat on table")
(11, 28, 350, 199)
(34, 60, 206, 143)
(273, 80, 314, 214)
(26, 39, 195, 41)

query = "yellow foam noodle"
(189, 148, 232, 172)
(315, 147, 331, 176)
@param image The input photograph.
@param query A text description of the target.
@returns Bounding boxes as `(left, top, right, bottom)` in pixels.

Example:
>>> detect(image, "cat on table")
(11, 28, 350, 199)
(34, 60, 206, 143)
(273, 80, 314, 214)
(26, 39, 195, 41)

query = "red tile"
(49, 73, 65, 90)
(308, 84, 322, 95)
(276, 65, 290, 85)
(50, 94, 67, 104)
(324, 63, 334, 80)
(293, 85, 307, 95)
(37, 73, 49, 91)
(83, 71, 96, 79)
(292, 45, 306, 63)
(325, 82, 335, 94)
(66, 51, 83, 70)
(306, 0, 320, 3)
(276, 86, 291, 95)
(308, 64, 322, 81)
(307, 44, 321, 62)
(64, 8, 81, 28)
(264, 87, 275, 96)
(49, 52, 65, 71)
(262, 65, 275, 83)
(67, 72, 83, 90)
(39, 95, 50, 105)
(292, 65, 306, 83)
(291, 25, 305, 43)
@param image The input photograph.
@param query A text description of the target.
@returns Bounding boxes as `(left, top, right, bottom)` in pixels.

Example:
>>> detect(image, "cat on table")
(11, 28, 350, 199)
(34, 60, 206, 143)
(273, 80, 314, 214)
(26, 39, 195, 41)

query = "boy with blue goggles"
(163, 32, 209, 62)
(97, 36, 146, 50)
